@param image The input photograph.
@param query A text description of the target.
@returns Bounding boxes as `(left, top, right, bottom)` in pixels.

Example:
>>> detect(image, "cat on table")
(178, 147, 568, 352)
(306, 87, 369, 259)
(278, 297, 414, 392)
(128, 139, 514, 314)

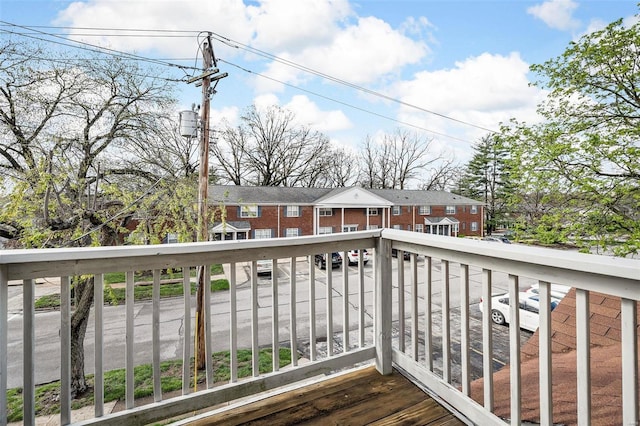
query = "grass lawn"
(35, 265, 228, 309)
(6, 348, 292, 422)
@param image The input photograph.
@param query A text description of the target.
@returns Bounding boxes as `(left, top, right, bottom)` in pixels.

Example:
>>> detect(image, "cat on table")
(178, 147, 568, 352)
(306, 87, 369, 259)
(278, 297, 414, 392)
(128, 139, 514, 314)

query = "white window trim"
(367, 208, 379, 216)
(285, 228, 299, 237)
(419, 206, 431, 215)
(240, 205, 258, 218)
(446, 205, 456, 215)
(318, 208, 333, 217)
(286, 205, 300, 217)
(318, 226, 333, 235)
(254, 229, 272, 239)
(392, 206, 401, 216)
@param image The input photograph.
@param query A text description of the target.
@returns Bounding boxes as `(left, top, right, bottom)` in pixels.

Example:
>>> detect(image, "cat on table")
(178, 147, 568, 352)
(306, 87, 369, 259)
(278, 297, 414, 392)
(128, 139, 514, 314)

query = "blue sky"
(1, 0, 638, 165)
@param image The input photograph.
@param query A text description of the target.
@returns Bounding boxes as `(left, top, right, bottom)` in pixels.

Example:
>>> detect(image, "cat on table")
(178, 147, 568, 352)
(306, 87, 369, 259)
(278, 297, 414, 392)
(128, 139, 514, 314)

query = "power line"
(208, 32, 498, 134)
(2, 22, 498, 135)
(219, 59, 473, 144)
(0, 21, 200, 73)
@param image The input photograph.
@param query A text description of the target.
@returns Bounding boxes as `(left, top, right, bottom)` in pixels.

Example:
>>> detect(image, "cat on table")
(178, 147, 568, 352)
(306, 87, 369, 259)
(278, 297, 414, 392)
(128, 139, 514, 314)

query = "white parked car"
(479, 292, 560, 332)
(525, 283, 571, 300)
(346, 249, 369, 265)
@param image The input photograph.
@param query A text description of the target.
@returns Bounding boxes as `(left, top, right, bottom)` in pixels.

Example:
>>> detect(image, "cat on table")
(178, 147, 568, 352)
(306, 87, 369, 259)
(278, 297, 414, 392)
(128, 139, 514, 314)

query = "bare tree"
(358, 129, 443, 189)
(212, 105, 334, 187)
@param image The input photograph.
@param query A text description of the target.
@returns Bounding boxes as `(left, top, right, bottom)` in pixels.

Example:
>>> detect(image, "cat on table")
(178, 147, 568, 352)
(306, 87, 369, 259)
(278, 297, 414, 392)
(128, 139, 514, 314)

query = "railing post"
(375, 236, 392, 375)
(0, 265, 7, 426)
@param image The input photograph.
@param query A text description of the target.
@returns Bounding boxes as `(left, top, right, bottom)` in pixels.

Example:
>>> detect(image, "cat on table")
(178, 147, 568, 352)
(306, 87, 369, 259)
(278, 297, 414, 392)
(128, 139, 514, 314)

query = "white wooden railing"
(1, 229, 638, 425)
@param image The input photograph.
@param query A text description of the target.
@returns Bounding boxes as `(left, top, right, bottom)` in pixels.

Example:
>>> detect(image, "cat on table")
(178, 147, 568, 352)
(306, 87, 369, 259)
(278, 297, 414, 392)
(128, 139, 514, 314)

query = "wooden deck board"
(182, 366, 466, 426)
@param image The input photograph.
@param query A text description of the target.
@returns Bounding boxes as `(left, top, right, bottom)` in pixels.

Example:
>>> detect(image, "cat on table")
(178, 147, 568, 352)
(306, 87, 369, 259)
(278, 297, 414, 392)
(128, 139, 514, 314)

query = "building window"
(165, 233, 178, 244)
(368, 208, 378, 216)
(471, 222, 478, 232)
(286, 205, 300, 217)
(318, 208, 333, 216)
(367, 225, 379, 230)
(392, 206, 401, 215)
(318, 226, 333, 234)
(470, 205, 478, 214)
(418, 206, 431, 215)
(285, 228, 299, 237)
(240, 205, 259, 218)
(407, 225, 412, 231)
(446, 205, 456, 214)
(254, 229, 272, 239)
(392, 224, 402, 230)
(342, 225, 358, 232)
(415, 224, 423, 233)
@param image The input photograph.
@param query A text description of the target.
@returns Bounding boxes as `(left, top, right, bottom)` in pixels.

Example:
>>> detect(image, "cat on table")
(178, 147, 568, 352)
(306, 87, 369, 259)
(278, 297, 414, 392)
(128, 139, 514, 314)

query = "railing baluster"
(229, 263, 238, 382)
(358, 250, 365, 348)
(251, 261, 259, 376)
(508, 274, 521, 426)
(272, 259, 279, 372)
(397, 250, 405, 353)
(575, 288, 591, 424)
(621, 297, 638, 425)
(204, 265, 213, 387)
(152, 269, 161, 402)
(94, 274, 104, 417)
(182, 266, 192, 394)
(538, 280, 553, 425)
(60, 276, 71, 425)
(424, 256, 433, 371)
(481, 268, 494, 411)
(441, 259, 451, 383)
(0, 265, 7, 426)
(289, 258, 298, 366)
(309, 255, 316, 361)
(326, 252, 333, 357)
(125, 271, 135, 409)
(23, 278, 35, 425)
(459, 264, 470, 395)
(342, 250, 349, 353)
(410, 253, 418, 361)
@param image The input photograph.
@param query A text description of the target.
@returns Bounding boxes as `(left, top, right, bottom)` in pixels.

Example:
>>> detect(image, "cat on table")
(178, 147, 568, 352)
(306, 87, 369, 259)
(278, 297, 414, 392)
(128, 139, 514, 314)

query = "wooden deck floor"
(181, 366, 466, 425)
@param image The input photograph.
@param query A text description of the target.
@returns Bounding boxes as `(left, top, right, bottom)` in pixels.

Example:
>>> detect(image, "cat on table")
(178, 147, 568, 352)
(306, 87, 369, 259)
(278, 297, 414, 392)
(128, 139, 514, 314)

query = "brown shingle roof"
(471, 288, 640, 425)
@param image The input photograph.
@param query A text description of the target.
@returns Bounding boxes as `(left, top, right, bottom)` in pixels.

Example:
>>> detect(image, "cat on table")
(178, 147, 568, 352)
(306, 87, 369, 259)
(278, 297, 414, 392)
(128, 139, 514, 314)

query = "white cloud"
(527, 0, 580, 31)
(211, 105, 241, 127)
(247, 0, 353, 53)
(250, 94, 351, 132)
(283, 95, 351, 132)
(391, 52, 547, 162)
(258, 15, 429, 89)
(55, 1, 253, 58)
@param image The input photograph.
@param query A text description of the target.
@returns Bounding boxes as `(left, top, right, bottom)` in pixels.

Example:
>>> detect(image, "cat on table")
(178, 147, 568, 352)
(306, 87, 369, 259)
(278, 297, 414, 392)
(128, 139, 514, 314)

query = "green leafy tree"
(0, 39, 184, 395)
(456, 135, 512, 235)
(500, 15, 640, 255)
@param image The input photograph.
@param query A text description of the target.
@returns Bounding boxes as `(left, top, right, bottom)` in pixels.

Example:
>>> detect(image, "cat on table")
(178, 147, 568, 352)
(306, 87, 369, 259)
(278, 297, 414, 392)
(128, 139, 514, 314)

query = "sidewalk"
(7, 277, 61, 314)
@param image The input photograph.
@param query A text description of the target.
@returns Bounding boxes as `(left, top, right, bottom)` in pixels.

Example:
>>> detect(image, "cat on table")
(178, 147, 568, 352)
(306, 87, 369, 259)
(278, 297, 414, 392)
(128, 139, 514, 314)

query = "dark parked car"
(391, 248, 411, 260)
(315, 252, 342, 269)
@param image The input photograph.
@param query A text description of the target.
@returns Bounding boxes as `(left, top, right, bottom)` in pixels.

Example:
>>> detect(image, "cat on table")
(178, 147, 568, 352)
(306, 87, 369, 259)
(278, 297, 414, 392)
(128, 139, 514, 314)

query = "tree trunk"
(70, 276, 95, 397)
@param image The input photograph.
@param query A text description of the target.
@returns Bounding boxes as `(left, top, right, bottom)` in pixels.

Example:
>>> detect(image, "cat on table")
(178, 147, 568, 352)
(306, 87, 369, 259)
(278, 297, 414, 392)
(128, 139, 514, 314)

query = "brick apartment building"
(207, 186, 484, 241)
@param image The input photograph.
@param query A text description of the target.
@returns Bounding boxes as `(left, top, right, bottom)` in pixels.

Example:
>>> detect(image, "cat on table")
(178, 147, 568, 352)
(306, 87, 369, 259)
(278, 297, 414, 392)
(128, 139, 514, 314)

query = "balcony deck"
(176, 365, 465, 426)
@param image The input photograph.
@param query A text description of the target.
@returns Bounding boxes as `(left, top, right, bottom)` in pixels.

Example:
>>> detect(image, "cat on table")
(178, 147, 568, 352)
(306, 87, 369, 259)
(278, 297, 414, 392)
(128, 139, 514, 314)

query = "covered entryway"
(424, 217, 459, 236)
(210, 221, 250, 241)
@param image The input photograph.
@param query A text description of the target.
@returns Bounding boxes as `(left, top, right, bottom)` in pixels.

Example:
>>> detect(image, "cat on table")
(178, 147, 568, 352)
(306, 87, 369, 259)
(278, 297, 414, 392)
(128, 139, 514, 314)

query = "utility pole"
(186, 33, 228, 371)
